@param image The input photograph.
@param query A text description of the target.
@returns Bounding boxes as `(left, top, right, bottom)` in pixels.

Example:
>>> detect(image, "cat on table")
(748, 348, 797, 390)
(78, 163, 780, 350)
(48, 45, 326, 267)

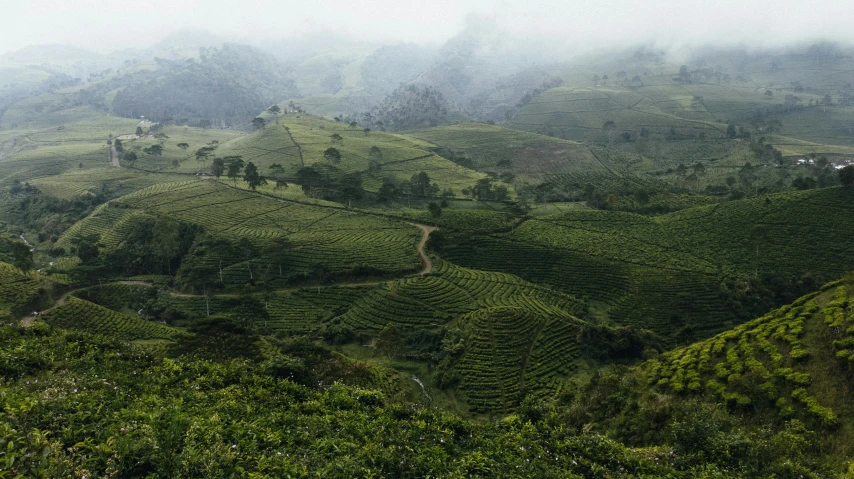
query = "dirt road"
(412, 223, 437, 275)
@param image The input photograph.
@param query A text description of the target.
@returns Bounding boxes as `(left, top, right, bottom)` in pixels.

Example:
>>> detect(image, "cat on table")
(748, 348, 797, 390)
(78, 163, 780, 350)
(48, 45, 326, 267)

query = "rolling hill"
(439, 186, 854, 342)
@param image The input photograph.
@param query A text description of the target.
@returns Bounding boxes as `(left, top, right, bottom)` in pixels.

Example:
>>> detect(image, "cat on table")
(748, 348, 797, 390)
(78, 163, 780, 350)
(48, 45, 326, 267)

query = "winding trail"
(411, 223, 437, 275)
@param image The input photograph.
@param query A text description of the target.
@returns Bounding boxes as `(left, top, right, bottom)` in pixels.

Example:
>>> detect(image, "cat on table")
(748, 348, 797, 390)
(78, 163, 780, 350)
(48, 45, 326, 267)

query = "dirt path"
(411, 223, 437, 275)
(110, 146, 120, 167)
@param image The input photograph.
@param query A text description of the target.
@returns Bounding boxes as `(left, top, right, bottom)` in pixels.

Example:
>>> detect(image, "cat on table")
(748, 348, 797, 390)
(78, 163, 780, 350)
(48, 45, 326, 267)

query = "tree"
(765, 89, 773, 97)
(269, 163, 285, 178)
(428, 202, 442, 222)
(8, 240, 33, 270)
(727, 123, 737, 138)
(369, 146, 383, 163)
(143, 144, 163, 156)
(686, 173, 699, 192)
(269, 163, 287, 188)
(171, 159, 179, 169)
(376, 323, 403, 359)
(377, 178, 400, 202)
(691, 162, 706, 190)
(72, 235, 101, 265)
(338, 173, 363, 208)
(211, 157, 225, 179)
(252, 117, 266, 130)
(330, 133, 343, 144)
(739, 163, 758, 194)
(323, 147, 342, 164)
(136, 126, 144, 136)
(153, 216, 181, 274)
(602, 121, 616, 143)
(177, 142, 189, 150)
(297, 166, 323, 197)
(409, 171, 433, 197)
(195, 146, 216, 164)
(791, 176, 817, 190)
(363, 128, 371, 136)
(840, 165, 854, 187)
(226, 156, 245, 185)
(267, 105, 281, 123)
(114, 138, 124, 153)
(123, 151, 137, 163)
(243, 161, 264, 191)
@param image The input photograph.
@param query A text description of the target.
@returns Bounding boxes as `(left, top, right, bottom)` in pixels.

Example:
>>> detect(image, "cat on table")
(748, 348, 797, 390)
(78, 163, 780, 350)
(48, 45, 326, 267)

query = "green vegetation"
(42, 296, 177, 340)
(440, 187, 854, 342)
(5, 37, 854, 475)
(1, 323, 736, 478)
(0, 262, 50, 319)
(213, 114, 504, 198)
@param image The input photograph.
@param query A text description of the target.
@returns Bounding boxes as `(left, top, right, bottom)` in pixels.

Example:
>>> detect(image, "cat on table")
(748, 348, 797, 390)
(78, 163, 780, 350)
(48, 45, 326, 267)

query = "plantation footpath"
(413, 223, 437, 274)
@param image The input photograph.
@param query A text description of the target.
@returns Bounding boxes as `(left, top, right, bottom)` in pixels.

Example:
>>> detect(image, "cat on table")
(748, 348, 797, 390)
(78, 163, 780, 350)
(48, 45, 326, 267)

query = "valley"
(2, 27, 854, 477)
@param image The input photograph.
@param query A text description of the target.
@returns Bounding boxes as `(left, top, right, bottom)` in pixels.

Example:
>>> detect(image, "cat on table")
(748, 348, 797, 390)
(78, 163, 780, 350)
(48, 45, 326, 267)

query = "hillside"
(112, 44, 298, 127)
(2, 319, 743, 478)
(506, 85, 725, 142)
(4, 33, 854, 477)
(439, 187, 854, 342)
(563, 275, 854, 471)
(3, 275, 853, 476)
(53, 179, 424, 285)
(410, 122, 671, 199)
(212, 114, 506, 197)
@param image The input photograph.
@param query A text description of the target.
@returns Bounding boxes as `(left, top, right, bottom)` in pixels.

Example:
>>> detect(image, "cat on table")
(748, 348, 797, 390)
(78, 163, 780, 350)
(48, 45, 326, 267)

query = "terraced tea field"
(42, 296, 177, 340)
(59, 179, 423, 281)
(441, 187, 854, 340)
(646, 277, 854, 427)
(76, 259, 589, 412)
(0, 262, 45, 318)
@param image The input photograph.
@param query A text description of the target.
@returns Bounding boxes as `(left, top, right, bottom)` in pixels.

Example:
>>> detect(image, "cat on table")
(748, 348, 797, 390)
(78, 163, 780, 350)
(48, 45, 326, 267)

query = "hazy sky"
(1, 0, 853, 56)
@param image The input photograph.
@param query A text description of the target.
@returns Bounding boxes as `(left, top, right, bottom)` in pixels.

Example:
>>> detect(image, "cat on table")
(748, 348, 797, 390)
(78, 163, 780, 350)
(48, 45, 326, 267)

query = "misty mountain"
(361, 84, 454, 132)
(112, 44, 297, 127)
(360, 43, 437, 96)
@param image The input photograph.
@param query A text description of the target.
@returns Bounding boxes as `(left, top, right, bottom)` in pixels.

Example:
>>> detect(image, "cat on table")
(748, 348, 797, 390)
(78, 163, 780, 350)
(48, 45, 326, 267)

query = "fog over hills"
(5, 1, 854, 476)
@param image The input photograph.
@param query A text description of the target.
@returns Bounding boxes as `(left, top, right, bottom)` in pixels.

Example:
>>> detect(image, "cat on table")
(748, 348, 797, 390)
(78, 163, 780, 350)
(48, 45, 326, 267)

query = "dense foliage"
(2, 322, 843, 478)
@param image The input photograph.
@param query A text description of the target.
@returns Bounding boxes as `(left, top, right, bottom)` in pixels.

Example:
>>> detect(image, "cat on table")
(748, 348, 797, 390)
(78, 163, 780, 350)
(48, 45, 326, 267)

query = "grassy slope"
(409, 122, 675, 194)
(214, 114, 507, 196)
(506, 85, 725, 142)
